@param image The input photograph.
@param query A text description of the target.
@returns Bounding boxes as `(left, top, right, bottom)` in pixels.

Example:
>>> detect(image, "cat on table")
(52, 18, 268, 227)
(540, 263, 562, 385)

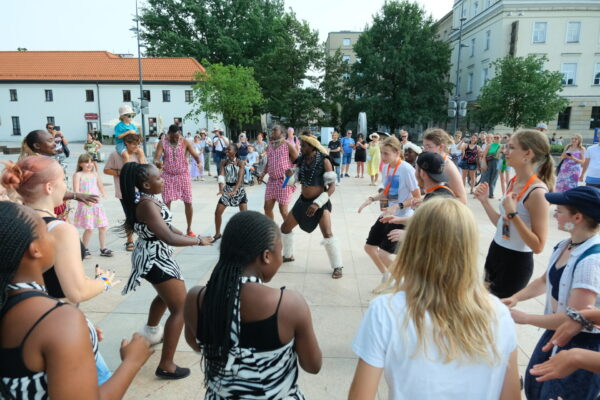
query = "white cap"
(118, 105, 136, 117)
(403, 142, 422, 154)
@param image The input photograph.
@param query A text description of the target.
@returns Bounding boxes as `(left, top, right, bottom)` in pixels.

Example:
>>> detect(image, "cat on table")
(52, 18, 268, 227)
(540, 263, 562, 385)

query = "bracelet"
(73, 192, 77, 201)
(566, 307, 594, 331)
(100, 276, 111, 292)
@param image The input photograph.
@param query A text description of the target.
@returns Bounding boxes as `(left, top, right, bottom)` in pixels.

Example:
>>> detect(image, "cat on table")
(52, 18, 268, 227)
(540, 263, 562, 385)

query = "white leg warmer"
(282, 232, 294, 259)
(321, 237, 343, 270)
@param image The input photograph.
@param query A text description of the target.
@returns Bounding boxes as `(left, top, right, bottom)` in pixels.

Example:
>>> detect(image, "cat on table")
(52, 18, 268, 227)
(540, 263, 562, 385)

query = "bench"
(2, 147, 21, 155)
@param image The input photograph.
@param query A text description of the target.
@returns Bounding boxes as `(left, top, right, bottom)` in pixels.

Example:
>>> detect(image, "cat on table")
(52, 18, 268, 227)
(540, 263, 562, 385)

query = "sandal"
(100, 248, 113, 257)
(283, 256, 295, 263)
(125, 241, 134, 252)
(84, 248, 92, 259)
(332, 267, 343, 279)
(186, 230, 196, 237)
(211, 234, 222, 244)
(155, 366, 190, 380)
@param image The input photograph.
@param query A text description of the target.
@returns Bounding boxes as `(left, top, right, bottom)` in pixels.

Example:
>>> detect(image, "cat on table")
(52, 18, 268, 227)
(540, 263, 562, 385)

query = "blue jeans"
(96, 352, 112, 385)
(332, 159, 341, 182)
(481, 158, 499, 197)
(342, 152, 352, 165)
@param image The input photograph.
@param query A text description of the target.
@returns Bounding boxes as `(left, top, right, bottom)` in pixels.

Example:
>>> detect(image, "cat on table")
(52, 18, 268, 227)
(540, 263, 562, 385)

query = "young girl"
(0, 202, 154, 399)
(555, 134, 585, 192)
(73, 154, 112, 257)
(244, 144, 259, 184)
(214, 144, 248, 241)
(366, 133, 381, 185)
(83, 132, 102, 166)
(475, 129, 554, 298)
(460, 135, 481, 195)
(349, 198, 520, 399)
(184, 211, 322, 398)
(119, 162, 211, 380)
(189, 135, 204, 181)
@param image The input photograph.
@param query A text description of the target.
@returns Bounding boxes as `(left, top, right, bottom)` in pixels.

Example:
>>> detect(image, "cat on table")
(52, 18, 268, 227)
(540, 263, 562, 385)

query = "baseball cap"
(416, 152, 448, 183)
(545, 186, 600, 222)
(536, 123, 548, 130)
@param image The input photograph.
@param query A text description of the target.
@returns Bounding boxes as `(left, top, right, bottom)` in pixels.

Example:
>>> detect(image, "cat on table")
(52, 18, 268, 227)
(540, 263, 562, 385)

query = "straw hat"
(300, 134, 329, 155)
(369, 133, 380, 140)
(118, 105, 136, 117)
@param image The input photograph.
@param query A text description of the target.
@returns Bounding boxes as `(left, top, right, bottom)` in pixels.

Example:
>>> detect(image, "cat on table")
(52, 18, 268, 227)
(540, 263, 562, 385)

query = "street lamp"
(131, 0, 148, 155)
(451, 4, 468, 133)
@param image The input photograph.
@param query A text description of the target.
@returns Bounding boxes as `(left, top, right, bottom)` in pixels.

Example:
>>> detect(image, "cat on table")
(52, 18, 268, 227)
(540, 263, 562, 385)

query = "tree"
(140, 0, 321, 122)
(187, 62, 264, 136)
(349, 1, 452, 132)
(319, 49, 351, 127)
(475, 55, 569, 131)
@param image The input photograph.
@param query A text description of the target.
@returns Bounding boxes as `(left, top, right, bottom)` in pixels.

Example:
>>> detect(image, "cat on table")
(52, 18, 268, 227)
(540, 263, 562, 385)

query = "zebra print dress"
(219, 160, 247, 207)
(198, 276, 305, 400)
(122, 194, 183, 295)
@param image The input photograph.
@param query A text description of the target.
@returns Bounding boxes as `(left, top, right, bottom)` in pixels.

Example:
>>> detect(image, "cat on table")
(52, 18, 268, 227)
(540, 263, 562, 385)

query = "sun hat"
(403, 142, 422, 155)
(545, 186, 600, 222)
(536, 123, 548, 130)
(300, 134, 329, 155)
(416, 152, 448, 183)
(369, 133, 380, 140)
(118, 105, 136, 117)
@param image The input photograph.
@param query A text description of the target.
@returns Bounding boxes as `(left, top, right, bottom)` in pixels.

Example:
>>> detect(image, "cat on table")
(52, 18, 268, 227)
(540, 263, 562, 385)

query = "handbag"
(555, 159, 564, 175)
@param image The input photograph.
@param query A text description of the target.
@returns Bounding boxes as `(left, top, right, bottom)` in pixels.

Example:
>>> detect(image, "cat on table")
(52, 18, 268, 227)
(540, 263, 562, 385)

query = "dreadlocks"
(199, 211, 279, 385)
(118, 162, 152, 236)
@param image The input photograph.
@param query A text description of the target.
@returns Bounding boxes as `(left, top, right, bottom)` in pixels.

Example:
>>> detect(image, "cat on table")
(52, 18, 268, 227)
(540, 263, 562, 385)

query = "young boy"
(244, 145, 259, 183)
(114, 105, 146, 163)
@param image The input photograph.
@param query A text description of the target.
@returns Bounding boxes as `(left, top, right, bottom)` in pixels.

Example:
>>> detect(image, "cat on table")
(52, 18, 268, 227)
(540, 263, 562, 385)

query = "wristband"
(566, 307, 594, 331)
(100, 276, 111, 292)
(73, 192, 78, 201)
(217, 175, 225, 184)
(313, 192, 330, 208)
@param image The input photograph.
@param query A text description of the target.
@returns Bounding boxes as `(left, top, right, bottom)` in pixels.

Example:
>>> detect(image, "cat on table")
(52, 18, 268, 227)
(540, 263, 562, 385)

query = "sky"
(0, 0, 454, 54)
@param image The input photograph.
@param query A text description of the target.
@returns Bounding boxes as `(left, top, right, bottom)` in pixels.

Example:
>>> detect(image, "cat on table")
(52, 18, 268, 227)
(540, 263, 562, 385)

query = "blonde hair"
(388, 198, 499, 364)
(424, 128, 452, 152)
(1, 156, 62, 200)
(513, 129, 555, 191)
(570, 134, 584, 151)
(76, 153, 94, 172)
(382, 136, 402, 152)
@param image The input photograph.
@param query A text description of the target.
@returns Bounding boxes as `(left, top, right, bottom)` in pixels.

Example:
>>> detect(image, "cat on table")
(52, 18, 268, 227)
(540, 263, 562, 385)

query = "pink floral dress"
(555, 150, 583, 192)
(74, 174, 109, 229)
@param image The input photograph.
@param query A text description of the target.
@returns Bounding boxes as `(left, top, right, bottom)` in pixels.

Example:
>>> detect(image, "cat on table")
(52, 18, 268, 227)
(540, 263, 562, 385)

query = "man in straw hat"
(114, 104, 147, 164)
(280, 131, 344, 279)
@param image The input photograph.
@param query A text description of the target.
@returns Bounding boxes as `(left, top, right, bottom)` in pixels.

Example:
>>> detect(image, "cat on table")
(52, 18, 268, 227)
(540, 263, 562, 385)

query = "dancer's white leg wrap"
(321, 237, 343, 270)
(282, 232, 294, 258)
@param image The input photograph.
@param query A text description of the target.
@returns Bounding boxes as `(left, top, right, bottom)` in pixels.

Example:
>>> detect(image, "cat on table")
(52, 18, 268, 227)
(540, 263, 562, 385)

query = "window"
(473, 1, 479, 16)
(557, 107, 571, 129)
(561, 63, 577, 85)
(467, 72, 474, 93)
(342, 73, 350, 80)
(566, 22, 581, 43)
(9, 89, 17, 101)
(342, 55, 350, 63)
(162, 90, 171, 102)
(481, 67, 489, 87)
(594, 63, 600, 85)
(485, 30, 491, 50)
(123, 90, 131, 102)
(142, 90, 151, 101)
(462, 7, 468, 19)
(85, 89, 94, 102)
(185, 90, 193, 103)
(47, 116, 55, 125)
(45, 89, 53, 102)
(11, 116, 21, 136)
(533, 22, 547, 43)
(343, 38, 351, 46)
(590, 107, 600, 129)
(470, 38, 475, 57)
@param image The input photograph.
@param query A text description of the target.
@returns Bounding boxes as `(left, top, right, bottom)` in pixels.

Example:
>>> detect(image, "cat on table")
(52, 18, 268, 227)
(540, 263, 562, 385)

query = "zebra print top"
(122, 194, 183, 295)
(198, 276, 305, 400)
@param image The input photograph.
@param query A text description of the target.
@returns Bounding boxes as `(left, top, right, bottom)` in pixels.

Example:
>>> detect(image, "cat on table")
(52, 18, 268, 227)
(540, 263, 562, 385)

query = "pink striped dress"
(265, 141, 296, 204)
(162, 137, 193, 204)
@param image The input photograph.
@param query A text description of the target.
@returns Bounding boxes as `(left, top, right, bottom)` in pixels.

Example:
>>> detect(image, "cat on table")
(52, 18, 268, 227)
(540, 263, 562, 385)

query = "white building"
(0, 51, 223, 142)
(440, 0, 600, 138)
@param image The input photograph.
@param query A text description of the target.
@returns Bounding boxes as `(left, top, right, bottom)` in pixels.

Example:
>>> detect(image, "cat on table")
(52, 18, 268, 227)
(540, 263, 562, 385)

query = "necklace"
(567, 237, 591, 250)
(33, 208, 55, 218)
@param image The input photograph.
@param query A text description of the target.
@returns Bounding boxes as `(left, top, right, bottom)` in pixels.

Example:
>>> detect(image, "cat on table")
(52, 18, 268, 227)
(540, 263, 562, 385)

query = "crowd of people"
(1, 107, 599, 400)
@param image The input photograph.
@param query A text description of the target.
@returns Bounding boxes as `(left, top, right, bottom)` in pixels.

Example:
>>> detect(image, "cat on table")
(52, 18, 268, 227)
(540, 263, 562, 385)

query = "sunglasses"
(48, 127, 54, 130)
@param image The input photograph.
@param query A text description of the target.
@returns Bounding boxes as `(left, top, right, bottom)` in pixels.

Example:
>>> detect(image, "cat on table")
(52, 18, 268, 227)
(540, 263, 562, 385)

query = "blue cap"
(545, 186, 600, 222)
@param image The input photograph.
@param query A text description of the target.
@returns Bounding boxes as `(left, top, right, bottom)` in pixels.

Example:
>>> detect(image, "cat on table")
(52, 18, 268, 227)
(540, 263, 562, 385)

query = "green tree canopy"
(140, 0, 321, 121)
(474, 55, 569, 131)
(349, 0, 452, 131)
(187, 62, 264, 136)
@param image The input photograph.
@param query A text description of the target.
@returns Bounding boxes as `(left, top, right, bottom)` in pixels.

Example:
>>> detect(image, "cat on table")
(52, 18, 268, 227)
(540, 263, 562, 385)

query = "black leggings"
(484, 240, 533, 298)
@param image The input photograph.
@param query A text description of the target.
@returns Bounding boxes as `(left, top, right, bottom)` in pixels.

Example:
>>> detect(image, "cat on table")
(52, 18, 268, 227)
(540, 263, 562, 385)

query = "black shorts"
(484, 240, 533, 298)
(366, 218, 405, 254)
(291, 195, 332, 233)
(143, 265, 176, 285)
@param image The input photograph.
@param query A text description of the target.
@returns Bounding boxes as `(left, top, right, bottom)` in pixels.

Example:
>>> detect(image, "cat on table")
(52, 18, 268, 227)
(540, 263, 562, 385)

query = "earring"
(564, 222, 575, 232)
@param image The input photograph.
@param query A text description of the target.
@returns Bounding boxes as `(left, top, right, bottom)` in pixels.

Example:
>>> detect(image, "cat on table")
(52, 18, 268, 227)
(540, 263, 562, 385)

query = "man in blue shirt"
(340, 130, 355, 177)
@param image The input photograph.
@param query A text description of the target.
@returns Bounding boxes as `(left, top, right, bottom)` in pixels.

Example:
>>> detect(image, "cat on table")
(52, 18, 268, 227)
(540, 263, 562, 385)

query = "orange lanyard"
(425, 184, 455, 197)
(506, 174, 538, 202)
(383, 159, 402, 196)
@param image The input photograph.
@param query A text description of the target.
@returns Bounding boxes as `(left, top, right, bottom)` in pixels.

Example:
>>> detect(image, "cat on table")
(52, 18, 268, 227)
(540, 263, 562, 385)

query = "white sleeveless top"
(493, 183, 547, 252)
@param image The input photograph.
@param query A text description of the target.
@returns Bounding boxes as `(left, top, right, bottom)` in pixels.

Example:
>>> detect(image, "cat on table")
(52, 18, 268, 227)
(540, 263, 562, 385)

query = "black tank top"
(42, 216, 86, 299)
(0, 291, 65, 398)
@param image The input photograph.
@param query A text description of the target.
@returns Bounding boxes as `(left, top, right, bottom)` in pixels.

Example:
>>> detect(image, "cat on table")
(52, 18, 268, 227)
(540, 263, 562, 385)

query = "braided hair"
(117, 162, 153, 236)
(0, 202, 40, 400)
(199, 211, 279, 385)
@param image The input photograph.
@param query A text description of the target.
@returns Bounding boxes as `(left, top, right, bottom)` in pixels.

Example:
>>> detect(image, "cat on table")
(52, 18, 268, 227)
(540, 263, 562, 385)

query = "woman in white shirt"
(581, 142, 600, 189)
(349, 198, 520, 400)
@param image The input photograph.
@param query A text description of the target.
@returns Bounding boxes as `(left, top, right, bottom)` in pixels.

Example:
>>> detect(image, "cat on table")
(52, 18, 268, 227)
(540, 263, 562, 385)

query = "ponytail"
(117, 162, 152, 236)
(513, 129, 555, 192)
(538, 154, 555, 192)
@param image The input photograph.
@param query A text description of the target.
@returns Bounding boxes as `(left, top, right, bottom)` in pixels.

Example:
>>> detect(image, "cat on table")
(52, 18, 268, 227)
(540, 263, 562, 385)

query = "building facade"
(0, 51, 223, 142)
(325, 31, 362, 66)
(441, 0, 600, 138)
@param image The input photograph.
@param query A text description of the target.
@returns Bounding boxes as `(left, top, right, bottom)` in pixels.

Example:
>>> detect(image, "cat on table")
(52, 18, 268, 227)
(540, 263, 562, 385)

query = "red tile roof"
(0, 51, 205, 82)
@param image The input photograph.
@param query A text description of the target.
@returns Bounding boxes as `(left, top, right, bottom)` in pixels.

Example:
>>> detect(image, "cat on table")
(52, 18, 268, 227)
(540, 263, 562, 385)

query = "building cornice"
(0, 80, 196, 85)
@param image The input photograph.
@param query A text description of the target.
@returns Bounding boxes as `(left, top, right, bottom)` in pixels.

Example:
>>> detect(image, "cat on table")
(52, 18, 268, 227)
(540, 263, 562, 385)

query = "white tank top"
(493, 184, 547, 252)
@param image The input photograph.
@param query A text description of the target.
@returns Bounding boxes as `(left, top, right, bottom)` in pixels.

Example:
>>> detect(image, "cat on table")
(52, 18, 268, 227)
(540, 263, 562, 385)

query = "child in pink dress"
(73, 154, 112, 257)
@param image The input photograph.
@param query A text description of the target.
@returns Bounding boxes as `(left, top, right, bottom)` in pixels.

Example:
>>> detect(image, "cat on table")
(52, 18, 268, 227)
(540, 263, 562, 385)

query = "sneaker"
(139, 324, 164, 345)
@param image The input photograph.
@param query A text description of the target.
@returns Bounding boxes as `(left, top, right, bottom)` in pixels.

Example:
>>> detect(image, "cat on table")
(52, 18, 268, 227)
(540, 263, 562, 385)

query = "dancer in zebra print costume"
(185, 211, 322, 399)
(119, 162, 211, 380)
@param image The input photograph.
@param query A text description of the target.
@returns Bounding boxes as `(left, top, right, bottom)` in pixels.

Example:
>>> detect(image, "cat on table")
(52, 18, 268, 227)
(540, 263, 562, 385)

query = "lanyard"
(383, 159, 402, 197)
(506, 174, 538, 202)
(425, 184, 455, 197)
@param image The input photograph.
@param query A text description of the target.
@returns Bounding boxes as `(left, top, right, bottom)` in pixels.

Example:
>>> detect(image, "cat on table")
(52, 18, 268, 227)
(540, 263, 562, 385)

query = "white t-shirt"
(213, 136, 229, 151)
(584, 144, 600, 179)
(352, 292, 516, 400)
(381, 161, 419, 217)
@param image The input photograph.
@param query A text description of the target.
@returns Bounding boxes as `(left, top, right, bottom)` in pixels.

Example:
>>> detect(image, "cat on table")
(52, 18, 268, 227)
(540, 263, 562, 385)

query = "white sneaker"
(139, 324, 164, 345)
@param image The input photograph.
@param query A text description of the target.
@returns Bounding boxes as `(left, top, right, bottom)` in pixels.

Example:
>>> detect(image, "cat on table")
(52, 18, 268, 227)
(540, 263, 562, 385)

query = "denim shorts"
(342, 152, 352, 165)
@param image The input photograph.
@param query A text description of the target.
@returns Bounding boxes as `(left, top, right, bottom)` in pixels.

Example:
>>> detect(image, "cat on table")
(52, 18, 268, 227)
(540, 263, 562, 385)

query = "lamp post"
(452, 4, 467, 133)
(133, 0, 148, 155)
